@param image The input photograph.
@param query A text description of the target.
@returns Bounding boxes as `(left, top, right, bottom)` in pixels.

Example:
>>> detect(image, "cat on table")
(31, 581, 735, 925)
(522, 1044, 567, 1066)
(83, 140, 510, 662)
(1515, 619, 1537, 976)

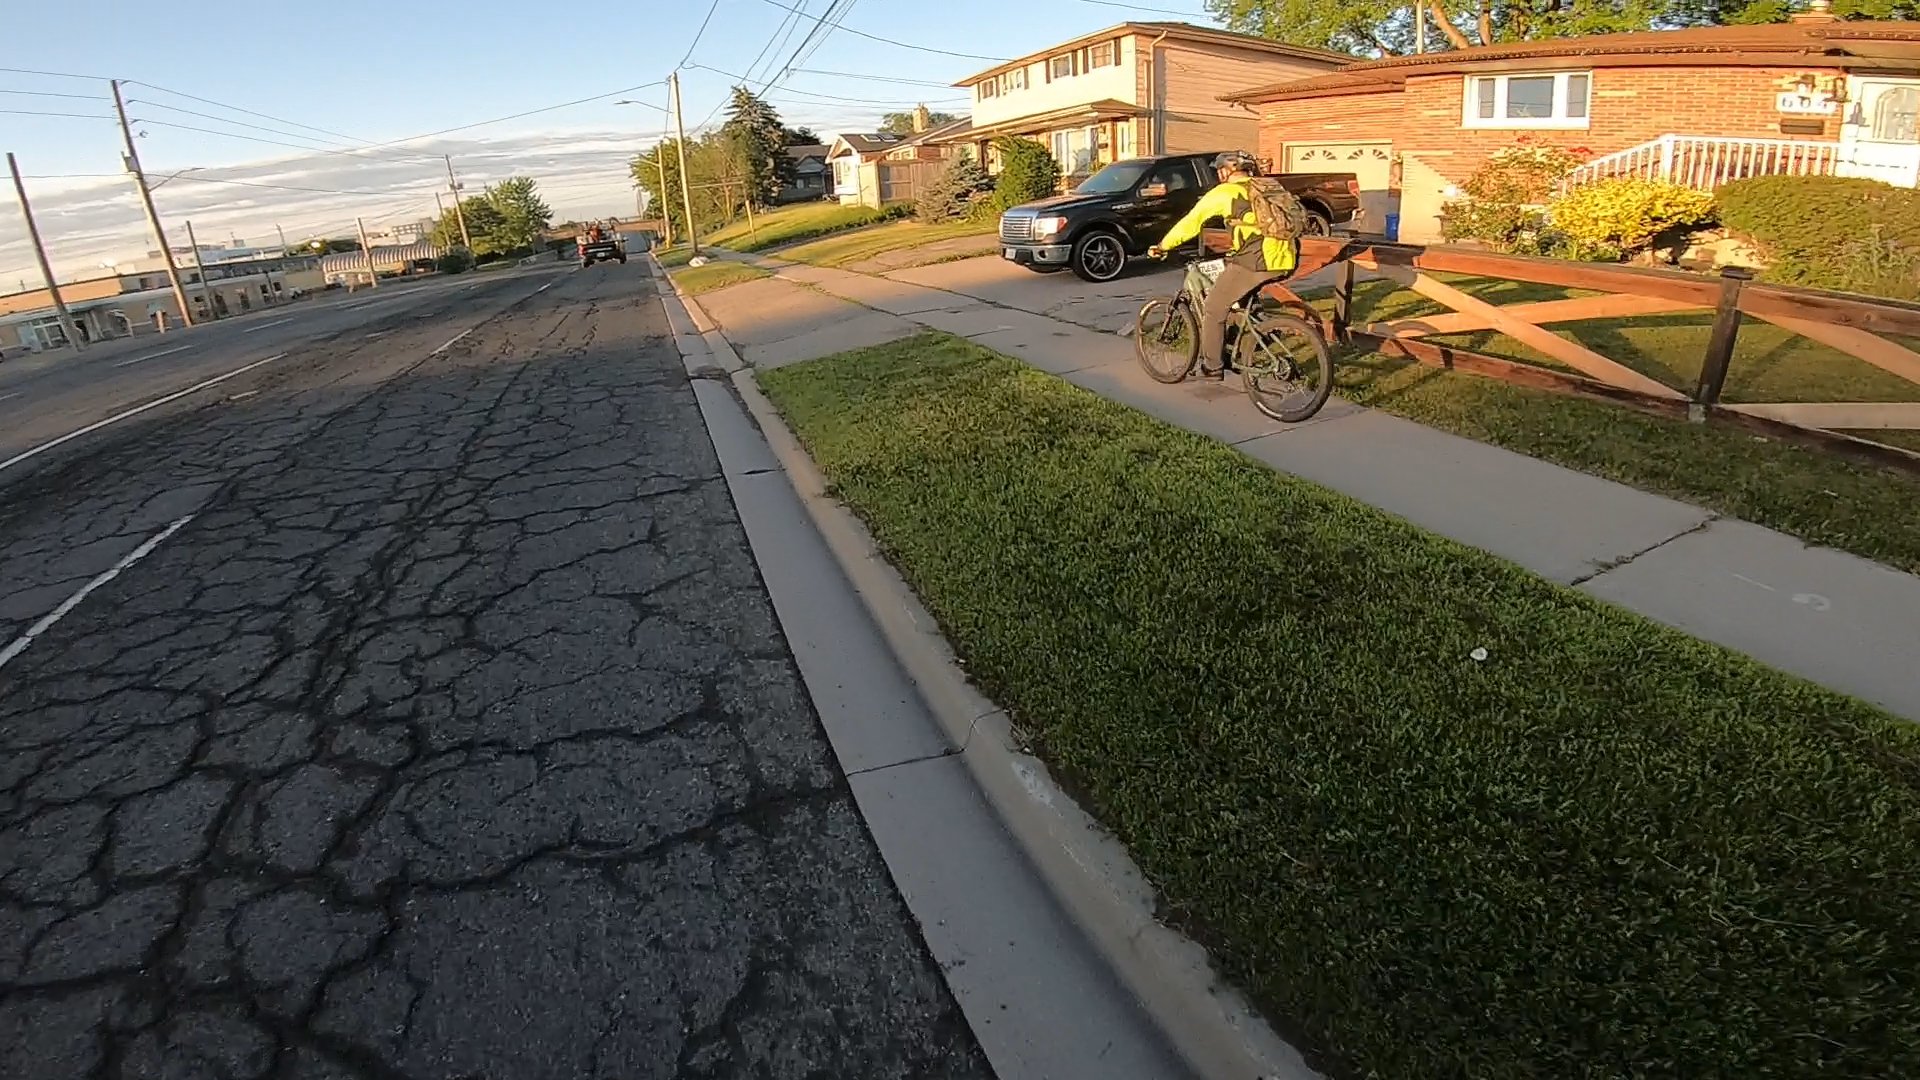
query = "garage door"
(1285, 141, 1393, 234)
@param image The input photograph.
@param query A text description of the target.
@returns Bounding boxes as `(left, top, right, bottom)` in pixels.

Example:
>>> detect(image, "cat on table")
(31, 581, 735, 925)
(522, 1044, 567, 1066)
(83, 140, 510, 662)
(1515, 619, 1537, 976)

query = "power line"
(129, 118, 439, 162)
(788, 0, 864, 74)
(125, 99, 388, 154)
(0, 108, 114, 121)
(691, 64, 960, 107)
(0, 88, 106, 102)
(125, 80, 378, 147)
(167, 175, 410, 198)
(789, 68, 956, 87)
(749, 0, 1007, 61)
(0, 66, 106, 82)
(1071, 0, 1211, 13)
(680, 0, 724, 67)
(741, 0, 809, 85)
(766, 0, 852, 87)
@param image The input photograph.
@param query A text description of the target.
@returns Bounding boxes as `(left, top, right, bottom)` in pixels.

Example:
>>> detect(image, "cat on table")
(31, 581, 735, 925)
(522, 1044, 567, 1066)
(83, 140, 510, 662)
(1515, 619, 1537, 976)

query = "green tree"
(879, 110, 958, 136)
(483, 176, 553, 252)
(991, 136, 1061, 211)
(722, 85, 790, 206)
(1206, 0, 1668, 55)
(430, 196, 507, 256)
(916, 156, 993, 223)
(783, 125, 821, 145)
(631, 134, 755, 239)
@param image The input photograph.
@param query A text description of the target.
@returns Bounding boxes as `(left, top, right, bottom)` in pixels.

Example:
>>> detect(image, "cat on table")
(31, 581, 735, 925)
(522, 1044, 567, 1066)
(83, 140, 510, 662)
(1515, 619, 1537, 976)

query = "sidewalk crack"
(1570, 514, 1718, 586)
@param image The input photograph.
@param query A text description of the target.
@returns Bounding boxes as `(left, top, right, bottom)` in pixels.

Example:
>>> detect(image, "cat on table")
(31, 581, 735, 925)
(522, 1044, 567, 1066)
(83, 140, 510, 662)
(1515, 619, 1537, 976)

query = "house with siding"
(1223, 16, 1920, 243)
(932, 22, 1350, 183)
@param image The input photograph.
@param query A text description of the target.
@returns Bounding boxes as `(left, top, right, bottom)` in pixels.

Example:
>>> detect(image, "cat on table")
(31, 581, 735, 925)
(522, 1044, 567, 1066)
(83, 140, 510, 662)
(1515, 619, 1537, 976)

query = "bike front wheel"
(1134, 296, 1199, 384)
(1239, 313, 1335, 423)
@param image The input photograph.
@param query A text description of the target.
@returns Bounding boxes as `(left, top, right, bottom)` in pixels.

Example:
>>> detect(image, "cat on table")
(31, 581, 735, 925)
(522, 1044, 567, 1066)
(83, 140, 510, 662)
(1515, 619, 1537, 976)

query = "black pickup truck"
(997, 152, 1359, 282)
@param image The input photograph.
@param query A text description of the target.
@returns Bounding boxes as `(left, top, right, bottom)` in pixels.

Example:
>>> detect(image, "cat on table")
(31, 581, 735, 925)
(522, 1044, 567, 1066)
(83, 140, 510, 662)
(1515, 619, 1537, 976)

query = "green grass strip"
(669, 261, 769, 296)
(759, 331, 1920, 1080)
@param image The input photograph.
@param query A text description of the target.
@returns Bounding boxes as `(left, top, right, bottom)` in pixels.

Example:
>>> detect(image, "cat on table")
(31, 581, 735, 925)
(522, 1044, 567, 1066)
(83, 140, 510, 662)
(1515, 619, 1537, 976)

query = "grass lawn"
(654, 245, 696, 268)
(700, 202, 903, 254)
(760, 331, 1920, 1080)
(776, 219, 995, 268)
(669, 261, 769, 296)
(1310, 275, 1920, 452)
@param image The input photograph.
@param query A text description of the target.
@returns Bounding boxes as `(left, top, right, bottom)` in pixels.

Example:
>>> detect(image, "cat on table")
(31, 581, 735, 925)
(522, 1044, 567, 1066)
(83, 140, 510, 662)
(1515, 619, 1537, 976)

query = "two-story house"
(932, 22, 1349, 182)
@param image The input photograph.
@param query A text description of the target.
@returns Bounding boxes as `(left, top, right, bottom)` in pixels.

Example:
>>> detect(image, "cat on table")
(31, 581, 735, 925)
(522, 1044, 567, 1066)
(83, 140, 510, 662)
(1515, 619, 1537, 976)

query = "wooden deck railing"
(1255, 235, 1920, 472)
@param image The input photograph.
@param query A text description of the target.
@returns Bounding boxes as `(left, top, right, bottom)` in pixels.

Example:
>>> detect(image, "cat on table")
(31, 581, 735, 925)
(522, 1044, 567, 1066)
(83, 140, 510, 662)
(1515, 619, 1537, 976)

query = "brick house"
(1223, 18, 1920, 241)
(932, 22, 1349, 183)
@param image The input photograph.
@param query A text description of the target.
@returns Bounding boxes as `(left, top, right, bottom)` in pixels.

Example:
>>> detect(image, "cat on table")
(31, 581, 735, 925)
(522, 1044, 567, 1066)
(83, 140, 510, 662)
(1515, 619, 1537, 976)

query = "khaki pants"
(1200, 263, 1289, 371)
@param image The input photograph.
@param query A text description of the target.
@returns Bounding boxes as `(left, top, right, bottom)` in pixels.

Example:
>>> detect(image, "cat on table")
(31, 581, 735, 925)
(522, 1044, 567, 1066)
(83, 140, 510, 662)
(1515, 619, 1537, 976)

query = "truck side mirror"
(1139, 182, 1167, 198)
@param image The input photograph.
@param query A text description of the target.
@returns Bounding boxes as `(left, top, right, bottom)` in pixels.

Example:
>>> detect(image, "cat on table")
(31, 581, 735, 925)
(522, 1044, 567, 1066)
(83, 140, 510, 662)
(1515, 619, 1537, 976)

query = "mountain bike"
(1133, 256, 1334, 423)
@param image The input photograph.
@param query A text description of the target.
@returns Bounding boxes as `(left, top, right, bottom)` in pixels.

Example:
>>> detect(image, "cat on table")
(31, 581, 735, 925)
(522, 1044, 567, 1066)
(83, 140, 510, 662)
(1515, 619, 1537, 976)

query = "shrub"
(1548, 178, 1716, 260)
(991, 136, 1061, 211)
(916, 156, 993, 223)
(1441, 140, 1586, 249)
(435, 249, 474, 274)
(1717, 175, 1920, 299)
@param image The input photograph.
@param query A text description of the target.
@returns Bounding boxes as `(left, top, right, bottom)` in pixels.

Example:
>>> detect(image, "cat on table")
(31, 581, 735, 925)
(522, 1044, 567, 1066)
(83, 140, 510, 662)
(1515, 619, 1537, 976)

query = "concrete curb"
(660, 256, 1319, 1080)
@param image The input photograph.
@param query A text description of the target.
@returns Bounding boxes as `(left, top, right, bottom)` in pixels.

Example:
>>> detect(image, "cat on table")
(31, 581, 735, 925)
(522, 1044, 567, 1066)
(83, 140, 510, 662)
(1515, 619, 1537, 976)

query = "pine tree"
(722, 86, 791, 207)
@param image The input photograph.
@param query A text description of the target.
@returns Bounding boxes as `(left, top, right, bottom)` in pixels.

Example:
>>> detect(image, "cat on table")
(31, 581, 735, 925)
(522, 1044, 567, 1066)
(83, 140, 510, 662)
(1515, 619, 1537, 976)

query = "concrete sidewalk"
(689, 253, 1920, 723)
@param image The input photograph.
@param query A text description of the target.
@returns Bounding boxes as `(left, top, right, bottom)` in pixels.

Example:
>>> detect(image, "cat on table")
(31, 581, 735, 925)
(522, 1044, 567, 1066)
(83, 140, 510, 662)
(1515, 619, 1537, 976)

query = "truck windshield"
(1073, 161, 1153, 195)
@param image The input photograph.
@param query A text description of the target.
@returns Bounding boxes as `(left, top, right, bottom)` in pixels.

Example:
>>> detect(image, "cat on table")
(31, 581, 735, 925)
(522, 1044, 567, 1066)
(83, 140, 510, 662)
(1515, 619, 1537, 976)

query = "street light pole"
(7, 152, 86, 351)
(113, 79, 195, 327)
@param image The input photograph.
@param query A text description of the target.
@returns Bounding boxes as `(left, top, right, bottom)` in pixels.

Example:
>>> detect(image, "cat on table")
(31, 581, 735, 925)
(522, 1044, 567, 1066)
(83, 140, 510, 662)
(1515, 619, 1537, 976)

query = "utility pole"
(7, 152, 86, 351)
(444, 156, 473, 251)
(652, 149, 675, 248)
(276, 223, 288, 250)
(356, 217, 379, 290)
(669, 71, 699, 255)
(112, 79, 194, 328)
(185, 220, 214, 319)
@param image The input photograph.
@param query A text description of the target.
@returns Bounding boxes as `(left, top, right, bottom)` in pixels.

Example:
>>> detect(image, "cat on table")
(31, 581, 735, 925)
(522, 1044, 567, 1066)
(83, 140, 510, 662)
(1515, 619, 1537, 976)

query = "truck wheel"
(1070, 231, 1128, 283)
(1303, 210, 1332, 237)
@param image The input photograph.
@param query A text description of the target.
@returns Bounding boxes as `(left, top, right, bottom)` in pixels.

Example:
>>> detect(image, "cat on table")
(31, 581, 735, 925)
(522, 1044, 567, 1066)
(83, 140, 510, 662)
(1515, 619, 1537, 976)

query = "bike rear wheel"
(1239, 313, 1335, 422)
(1134, 296, 1199, 384)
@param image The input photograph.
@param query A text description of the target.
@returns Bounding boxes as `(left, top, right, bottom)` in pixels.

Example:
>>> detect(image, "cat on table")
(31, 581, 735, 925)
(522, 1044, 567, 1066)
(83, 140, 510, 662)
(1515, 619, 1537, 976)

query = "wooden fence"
(1274, 236, 1920, 473)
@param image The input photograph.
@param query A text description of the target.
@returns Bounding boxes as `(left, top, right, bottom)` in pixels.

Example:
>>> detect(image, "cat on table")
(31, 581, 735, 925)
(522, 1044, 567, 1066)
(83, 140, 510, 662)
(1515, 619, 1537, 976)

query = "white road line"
(114, 345, 191, 368)
(429, 328, 474, 356)
(0, 353, 286, 475)
(536, 282, 555, 293)
(241, 317, 295, 334)
(0, 514, 195, 671)
(0, 392, 19, 404)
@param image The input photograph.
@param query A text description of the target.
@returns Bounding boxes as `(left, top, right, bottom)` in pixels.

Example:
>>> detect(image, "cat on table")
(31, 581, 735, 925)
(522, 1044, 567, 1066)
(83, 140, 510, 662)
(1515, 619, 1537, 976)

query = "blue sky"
(1, 0, 1217, 284)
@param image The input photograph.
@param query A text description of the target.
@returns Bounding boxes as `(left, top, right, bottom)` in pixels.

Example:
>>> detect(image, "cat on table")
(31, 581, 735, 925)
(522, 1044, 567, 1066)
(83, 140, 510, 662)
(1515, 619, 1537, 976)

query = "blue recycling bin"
(1384, 213, 1401, 241)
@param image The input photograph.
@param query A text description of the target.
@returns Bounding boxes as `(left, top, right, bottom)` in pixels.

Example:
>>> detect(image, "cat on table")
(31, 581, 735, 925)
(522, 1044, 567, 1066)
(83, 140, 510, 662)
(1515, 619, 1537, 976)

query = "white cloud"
(0, 130, 658, 288)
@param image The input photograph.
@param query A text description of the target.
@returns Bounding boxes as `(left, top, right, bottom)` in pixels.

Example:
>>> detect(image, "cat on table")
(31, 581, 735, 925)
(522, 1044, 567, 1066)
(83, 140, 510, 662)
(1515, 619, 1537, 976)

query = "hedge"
(1716, 176, 1920, 299)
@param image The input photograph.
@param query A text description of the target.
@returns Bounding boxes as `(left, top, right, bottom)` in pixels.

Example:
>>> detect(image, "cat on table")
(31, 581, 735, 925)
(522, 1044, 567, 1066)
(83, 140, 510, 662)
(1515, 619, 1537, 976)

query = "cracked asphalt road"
(0, 264, 993, 1079)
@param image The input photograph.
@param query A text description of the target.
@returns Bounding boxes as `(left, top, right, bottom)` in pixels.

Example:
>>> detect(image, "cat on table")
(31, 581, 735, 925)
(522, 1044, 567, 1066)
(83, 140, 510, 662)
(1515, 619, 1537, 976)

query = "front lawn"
(760, 331, 1920, 1080)
(700, 202, 904, 253)
(1314, 275, 1920, 451)
(669, 261, 769, 296)
(777, 219, 996, 268)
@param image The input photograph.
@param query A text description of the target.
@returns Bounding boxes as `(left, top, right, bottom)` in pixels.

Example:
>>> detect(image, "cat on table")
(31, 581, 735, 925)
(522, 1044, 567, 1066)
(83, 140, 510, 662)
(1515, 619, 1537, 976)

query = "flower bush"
(1440, 139, 1587, 249)
(1547, 178, 1717, 260)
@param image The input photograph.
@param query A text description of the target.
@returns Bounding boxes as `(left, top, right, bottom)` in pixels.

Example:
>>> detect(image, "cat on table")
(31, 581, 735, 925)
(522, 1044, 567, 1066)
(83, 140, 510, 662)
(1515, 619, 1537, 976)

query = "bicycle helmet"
(1211, 150, 1258, 174)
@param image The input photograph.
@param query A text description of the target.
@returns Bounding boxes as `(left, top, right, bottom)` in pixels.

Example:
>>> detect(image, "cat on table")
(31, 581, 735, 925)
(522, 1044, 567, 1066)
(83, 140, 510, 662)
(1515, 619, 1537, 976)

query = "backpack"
(1243, 177, 1309, 242)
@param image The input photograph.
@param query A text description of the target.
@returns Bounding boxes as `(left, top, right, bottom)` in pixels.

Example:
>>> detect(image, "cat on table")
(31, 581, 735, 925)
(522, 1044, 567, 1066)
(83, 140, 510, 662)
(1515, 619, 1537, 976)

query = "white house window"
(1089, 41, 1117, 69)
(1872, 86, 1919, 142)
(1050, 54, 1074, 80)
(977, 80, 996, 101)
(997, 68, 1027, 95)
(1464, 72, 1591, 129)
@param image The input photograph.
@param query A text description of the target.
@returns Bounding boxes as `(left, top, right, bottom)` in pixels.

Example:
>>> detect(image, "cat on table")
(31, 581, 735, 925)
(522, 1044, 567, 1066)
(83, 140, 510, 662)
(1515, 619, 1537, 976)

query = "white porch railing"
(1562, 134, 1842, 191)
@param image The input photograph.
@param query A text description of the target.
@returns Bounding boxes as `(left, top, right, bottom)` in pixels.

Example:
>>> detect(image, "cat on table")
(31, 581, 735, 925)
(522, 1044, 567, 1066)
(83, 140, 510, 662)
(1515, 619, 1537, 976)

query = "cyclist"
(1147, 150, 1297, 378)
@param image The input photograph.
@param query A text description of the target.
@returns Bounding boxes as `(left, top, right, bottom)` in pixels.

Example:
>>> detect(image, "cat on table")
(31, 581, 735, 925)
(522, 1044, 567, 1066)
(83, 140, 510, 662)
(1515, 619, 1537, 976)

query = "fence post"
(1694, 266, 1752, 415)
(1658, 134, 1675, 182)
(1331, 259, 1355, 344)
